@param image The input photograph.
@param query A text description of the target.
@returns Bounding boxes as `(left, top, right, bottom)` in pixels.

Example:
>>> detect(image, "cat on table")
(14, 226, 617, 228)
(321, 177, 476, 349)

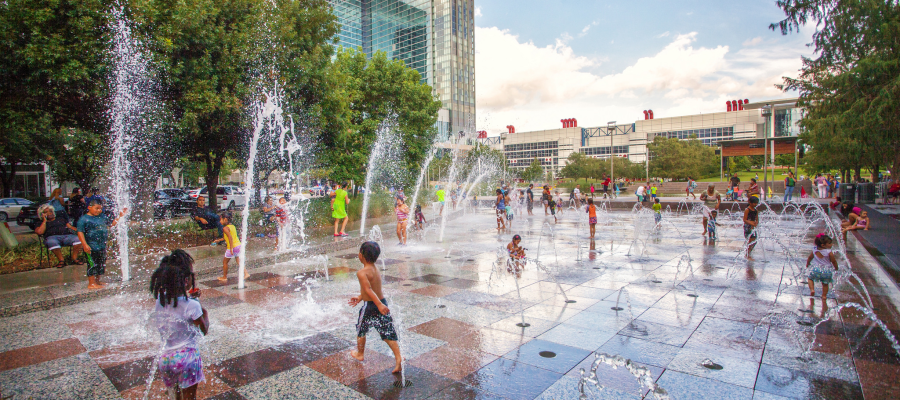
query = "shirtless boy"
(348, 242, 402, 373)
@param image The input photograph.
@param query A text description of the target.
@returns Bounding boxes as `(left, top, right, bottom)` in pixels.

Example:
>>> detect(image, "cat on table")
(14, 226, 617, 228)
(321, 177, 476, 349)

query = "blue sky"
(474, 0, 815, 134)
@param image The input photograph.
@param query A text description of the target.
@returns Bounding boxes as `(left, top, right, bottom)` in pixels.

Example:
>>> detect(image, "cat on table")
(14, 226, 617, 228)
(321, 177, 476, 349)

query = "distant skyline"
(474, 0, 814, 135)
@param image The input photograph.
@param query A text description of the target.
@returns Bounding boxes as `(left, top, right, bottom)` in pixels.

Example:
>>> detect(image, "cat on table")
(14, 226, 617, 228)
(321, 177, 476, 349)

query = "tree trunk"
(854, 166, 862, 183)
(893, 146, 900, 186)
(0, 160, 17, 197)
(205, 154, 224, 211)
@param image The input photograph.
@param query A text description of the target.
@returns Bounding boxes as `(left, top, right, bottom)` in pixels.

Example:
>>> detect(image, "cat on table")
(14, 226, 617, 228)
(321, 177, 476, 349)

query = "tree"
(735, 156, 753, 172)
(521, 158, 544, 183)
(559, 152, 594, 183)
(49, 128, 109, 190)
(319, 48, 442, 189)
(132, 0, 339, 209)
(0, 0, 111, 196)
(648, 136, 718, 180)
(773, 0, 900, 184)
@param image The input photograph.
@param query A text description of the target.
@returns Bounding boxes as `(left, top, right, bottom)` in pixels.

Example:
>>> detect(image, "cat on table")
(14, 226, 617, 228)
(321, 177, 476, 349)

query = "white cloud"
(742, 36, 764, 46)
(578, 20, 599, 38)
(656, 31, 670, 38)
(475, 28, 807, 134)
(475, 6, 482, 17)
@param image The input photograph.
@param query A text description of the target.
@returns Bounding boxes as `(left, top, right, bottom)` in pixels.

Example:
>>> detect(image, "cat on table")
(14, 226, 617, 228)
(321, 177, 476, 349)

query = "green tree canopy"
(521, 158, 544, 183)
(648, 136, 718, 180)
(319, 48, 442, 189)
(0, 0, 111, 196)
(773, 0, 900, 183)
(132, 0, 339, 208)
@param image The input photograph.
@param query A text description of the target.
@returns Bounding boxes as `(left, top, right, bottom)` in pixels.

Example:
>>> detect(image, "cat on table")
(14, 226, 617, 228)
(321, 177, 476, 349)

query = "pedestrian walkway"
(855, 204, 900, 284)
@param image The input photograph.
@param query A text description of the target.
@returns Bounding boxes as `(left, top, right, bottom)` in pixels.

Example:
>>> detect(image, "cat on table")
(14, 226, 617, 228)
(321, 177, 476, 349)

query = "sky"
(473, 0, 816, 135)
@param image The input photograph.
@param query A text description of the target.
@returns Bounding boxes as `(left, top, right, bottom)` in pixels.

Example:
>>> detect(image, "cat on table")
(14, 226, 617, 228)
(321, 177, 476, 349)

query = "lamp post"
(761, 105, 772, 198)
(645, 132, 650, 183)
(607, 121, 616, 188)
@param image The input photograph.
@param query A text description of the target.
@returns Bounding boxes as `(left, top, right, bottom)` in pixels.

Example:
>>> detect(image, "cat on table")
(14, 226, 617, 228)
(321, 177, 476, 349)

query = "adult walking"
(815, 174, 828, 198)
(526, 184, 534, 216)
(331, 182, 350, 237)
(784, 171, 797, 203)
(699, 184, 721, 237)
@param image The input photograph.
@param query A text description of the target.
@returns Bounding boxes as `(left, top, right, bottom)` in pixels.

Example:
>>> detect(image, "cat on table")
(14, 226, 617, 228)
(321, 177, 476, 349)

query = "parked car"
(1, 197, 34, 223)
(308, 186, 326, 197)
(196, 185, 247, 210)
(153, 189, 197, 219)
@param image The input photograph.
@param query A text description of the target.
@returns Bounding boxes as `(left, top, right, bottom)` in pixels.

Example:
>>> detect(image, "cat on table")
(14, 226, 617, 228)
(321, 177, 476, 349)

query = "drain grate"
(650, 280, 662, 283)
(539, 351, 557, 358)
(516, 322, 531, 327)
(686, 294, 699, 298)
(610, 306, 624, 311)
(436, 305, 446, 308)
(402, 284, 412, 286)
(392, 380, 413, 388)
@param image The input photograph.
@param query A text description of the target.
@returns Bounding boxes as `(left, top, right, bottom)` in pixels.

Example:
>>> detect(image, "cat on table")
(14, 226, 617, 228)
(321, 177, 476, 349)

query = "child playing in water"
(587, 198, 597, 238)
(506, 234, 526, 273)
(707, 210, 720, 240)
(395, 197, 409, 245)
(348, 242, 402, 374)
(806, 234, 839, 299)
(76, 199, 127, 289)
(743, 196, 760, 260)
(218, 212, 248, 282)
(274, 197, 289, 250)
(652, 198, 662, 225)
(151, 250, 210, 400)
(505, 190, 514, 223)
(414, 204, 426, 230)
(495, 189, 507, 230)
(548, 195, 558, 223)
(841, 210, 870, 235)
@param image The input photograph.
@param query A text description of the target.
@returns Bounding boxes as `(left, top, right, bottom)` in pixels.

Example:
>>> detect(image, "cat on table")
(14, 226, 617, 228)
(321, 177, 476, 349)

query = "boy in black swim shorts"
(348, 242, 402, 373)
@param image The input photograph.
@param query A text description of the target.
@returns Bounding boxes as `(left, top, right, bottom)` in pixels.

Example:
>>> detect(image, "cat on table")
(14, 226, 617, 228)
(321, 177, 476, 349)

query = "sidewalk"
(854, 204, 900, 285)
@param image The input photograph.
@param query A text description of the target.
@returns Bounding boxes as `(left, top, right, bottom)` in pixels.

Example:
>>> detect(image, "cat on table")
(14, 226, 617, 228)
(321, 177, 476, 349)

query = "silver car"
(0, 197, 34, 222)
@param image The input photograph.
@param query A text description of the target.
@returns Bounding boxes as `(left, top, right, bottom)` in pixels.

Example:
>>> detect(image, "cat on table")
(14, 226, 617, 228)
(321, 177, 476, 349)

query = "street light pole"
(646, 133, 650, 183)
(761, 105, 772, 199)
(607, 121, 616, 190)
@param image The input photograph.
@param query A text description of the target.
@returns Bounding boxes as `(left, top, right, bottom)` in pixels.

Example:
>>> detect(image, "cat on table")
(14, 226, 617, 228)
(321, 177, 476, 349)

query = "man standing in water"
(526, 184, 534, 215)
(331, 182, 350, 237)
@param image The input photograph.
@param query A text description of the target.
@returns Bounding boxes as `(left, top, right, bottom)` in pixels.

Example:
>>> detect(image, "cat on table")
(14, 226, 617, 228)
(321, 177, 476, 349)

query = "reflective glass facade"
(328, 0, 475, 141)
(652, 127, 735, 146)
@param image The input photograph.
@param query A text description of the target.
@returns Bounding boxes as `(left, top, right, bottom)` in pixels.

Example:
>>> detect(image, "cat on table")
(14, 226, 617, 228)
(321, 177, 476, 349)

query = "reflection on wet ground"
(0, 206, 898, 399)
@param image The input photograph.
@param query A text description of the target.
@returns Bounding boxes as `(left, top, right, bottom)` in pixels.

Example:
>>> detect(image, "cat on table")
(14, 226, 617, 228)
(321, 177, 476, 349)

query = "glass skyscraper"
(328, 0, 475, 141)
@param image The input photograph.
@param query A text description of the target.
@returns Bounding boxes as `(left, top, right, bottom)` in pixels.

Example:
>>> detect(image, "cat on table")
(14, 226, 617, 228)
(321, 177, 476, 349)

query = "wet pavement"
(1, 202, 899, 399)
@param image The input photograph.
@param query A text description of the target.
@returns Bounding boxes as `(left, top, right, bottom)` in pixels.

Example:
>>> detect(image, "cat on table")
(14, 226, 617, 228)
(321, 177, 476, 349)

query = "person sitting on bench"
(34, 204, 84, 268)
(191, 196, 225, 246)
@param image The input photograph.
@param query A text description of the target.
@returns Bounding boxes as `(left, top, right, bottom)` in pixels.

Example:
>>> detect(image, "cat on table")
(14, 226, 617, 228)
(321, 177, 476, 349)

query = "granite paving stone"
(754, 363, 865, 400)
(1, 208, 898, 399)
(657, 369, 754, 400)
(462, 357, 563, 400)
